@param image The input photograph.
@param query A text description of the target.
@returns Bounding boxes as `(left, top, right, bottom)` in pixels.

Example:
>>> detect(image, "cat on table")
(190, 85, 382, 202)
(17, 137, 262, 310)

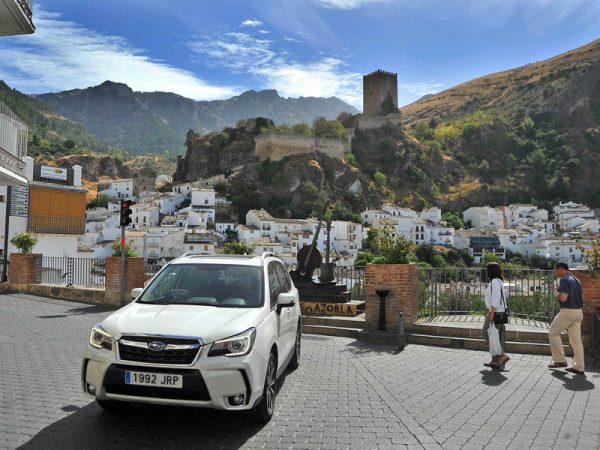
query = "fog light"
(228, 394, 245, 406)
(87, 383, 96, 395)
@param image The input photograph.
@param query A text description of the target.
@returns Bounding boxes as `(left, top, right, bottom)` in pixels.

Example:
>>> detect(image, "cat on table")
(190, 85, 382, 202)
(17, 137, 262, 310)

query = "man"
(547, 262, 585, 375)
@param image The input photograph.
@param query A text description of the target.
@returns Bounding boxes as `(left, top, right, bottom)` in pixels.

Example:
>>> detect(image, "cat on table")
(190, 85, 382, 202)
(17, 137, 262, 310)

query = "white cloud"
(240, 19, 263, 27)
(400, 82, 444, 96)
(313, 0, 390, 10)
(189, 33, 363, 107)
(0, 10, 238, 100)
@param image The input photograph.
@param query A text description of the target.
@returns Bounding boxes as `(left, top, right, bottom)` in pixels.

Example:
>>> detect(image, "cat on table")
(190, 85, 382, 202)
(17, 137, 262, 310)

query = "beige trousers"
(548, 308, 584, 372)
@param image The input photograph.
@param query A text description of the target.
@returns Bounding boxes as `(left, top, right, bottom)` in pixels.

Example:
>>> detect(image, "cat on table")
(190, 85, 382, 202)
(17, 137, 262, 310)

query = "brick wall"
(105, 257, 145, 297)
(364, 263, 418, 331)
(9, 253, 42, 285)
(572, 270, 600, 346)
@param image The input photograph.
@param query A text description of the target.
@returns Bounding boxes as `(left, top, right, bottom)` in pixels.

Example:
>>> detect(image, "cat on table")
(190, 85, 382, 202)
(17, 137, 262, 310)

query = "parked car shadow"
(18, 401, 268, 450)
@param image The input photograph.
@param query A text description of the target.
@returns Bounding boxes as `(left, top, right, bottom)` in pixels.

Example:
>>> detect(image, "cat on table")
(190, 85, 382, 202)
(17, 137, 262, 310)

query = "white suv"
(82, 253, 301, 422)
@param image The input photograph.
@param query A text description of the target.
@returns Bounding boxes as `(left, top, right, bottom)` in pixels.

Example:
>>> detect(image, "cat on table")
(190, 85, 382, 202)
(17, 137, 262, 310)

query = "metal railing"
(0, 101, 27, 178)
(41, 257, 105, 288)
(418, 268, 559, 322)
(28, 215, 86, 235)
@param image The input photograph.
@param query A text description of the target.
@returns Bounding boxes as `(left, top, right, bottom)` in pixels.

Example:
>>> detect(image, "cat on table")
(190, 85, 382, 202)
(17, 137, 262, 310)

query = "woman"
(483, 262, 510, 368)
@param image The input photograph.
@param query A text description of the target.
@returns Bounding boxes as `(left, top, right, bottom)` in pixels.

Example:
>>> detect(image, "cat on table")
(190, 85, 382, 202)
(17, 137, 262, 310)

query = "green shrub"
(224, 241, 254, 255)
(10, 232, 37, 254)
(112, 239, 138, 257)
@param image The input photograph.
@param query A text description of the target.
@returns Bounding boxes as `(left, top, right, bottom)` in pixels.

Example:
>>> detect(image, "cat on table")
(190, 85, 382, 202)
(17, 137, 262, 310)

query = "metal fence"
(40, 257, 105, 288)
(418, 267, 559, 322)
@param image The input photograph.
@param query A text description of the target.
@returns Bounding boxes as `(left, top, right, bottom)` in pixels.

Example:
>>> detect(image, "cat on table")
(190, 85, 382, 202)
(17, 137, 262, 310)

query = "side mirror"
(131, 288, 144, 299)
(277, 292, 296, 307)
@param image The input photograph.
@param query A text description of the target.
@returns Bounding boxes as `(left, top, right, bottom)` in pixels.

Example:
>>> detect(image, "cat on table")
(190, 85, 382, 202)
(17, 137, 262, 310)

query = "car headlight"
(89, 324, 113, 350)
(208, 328, 256, 357)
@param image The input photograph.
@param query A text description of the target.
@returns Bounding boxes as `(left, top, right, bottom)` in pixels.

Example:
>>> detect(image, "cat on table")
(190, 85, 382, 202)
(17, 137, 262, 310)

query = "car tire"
(287, 322, 301, 371)
(250, 352, 276, 423)
(96, 399, 130, 413)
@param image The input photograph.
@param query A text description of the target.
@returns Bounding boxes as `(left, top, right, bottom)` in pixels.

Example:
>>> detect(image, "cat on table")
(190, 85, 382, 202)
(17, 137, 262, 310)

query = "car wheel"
(287, 322, 301, 371)
(96, 399, 130, 413)
(251, 352, 276, 422)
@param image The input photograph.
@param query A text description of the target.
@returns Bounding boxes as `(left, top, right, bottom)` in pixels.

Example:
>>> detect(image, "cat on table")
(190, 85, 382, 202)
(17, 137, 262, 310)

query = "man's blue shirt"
(558, 273, 583, 309)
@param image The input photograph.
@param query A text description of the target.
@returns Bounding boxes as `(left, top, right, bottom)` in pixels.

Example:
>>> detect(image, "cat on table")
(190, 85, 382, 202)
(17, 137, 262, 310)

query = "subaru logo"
(148, 341, 166, 352)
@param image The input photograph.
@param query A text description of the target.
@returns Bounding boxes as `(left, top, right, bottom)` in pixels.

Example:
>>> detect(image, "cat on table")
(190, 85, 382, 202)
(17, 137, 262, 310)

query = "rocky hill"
(175, 38, 600, 219)
(36, 82, 358, 154)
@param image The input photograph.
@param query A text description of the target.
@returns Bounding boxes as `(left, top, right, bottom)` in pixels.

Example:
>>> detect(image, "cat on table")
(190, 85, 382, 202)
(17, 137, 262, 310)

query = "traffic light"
(119, 200, 134, 227)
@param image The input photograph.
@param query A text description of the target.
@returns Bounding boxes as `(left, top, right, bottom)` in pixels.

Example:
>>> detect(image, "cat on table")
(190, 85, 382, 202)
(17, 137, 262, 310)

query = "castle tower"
(363, 69, 398, 116)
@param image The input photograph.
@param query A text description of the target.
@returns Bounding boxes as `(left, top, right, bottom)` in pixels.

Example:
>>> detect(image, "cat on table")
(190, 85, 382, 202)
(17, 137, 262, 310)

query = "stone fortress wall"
(255, 132, 350, 162)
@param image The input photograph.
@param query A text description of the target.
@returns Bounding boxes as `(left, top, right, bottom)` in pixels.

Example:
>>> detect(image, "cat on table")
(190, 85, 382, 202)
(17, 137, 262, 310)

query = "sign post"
(120, 225, 125, 306)
(1, 186, 12, 282)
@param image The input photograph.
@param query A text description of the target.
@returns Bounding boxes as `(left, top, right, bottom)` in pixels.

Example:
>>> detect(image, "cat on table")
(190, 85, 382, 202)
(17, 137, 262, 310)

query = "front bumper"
(82, 344, 267, 410)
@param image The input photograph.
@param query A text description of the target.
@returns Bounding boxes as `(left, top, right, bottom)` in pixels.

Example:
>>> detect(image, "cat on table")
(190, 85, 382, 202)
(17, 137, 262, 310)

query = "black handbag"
(492, 279, 509, 325)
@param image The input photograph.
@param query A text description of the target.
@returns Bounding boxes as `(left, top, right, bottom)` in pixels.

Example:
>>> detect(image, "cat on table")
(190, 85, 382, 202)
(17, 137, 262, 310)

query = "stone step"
(303, 315, 366, 329)
(407, 333, 573, 356)
(408, 323, 569, 344)
(302, 324, 359, 339)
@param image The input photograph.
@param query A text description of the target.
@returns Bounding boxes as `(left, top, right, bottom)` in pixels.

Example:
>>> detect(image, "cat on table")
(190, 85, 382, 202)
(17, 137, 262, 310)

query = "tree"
(10, 232, 37, 254)
(371, 227, 414, 264)
(64, 139, 76, 149)
(313, 117, 346, 140)
(292, 123, 312, 136)
(373, 170, 387, 187)
(441, 212, 465, 230)
(224, 241, 254, 255)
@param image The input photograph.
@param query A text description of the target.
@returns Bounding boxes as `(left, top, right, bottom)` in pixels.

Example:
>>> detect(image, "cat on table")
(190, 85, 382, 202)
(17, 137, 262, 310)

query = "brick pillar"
(572, 270, 600, 347)
(365, 263, 418, 331)
(9, 253, 42, 285)
(105, 257, 145, 301)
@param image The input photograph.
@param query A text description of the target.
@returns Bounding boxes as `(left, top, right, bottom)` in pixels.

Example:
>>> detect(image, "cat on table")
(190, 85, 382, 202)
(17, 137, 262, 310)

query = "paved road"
(1, 292, 599, 450)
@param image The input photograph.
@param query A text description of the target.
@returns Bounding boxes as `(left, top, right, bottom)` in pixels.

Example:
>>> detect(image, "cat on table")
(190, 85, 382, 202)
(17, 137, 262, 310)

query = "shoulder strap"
(492, 278, 506, 308)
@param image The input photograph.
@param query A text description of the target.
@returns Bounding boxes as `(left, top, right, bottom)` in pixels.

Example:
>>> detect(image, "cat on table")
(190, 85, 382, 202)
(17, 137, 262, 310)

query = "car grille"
(103, 364, 210, 401)
(118, 336, 201, 365)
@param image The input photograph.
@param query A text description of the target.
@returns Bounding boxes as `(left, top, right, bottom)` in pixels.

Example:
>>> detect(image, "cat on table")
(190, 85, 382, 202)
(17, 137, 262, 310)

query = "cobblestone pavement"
(1, 292, 599, 450)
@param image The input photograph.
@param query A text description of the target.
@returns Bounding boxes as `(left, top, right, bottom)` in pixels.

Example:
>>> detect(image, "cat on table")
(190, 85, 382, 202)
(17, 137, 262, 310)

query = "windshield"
(138, 263, 263, 308)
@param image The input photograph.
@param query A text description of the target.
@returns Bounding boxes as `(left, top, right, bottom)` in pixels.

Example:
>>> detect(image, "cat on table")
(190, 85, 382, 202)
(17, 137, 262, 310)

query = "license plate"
(125, 370, 183, 389)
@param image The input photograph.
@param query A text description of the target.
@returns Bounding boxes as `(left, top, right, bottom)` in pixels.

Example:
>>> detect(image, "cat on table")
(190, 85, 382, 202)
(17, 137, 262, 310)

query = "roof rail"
(260, 251, 277, 261)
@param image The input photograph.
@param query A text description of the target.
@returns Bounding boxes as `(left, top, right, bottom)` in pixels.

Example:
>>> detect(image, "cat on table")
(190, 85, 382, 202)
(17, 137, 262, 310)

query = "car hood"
(101, 303, 265, 343)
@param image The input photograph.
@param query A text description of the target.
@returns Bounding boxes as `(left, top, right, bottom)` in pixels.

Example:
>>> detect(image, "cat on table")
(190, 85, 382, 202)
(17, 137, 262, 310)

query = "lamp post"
(375, 287, 390, 331)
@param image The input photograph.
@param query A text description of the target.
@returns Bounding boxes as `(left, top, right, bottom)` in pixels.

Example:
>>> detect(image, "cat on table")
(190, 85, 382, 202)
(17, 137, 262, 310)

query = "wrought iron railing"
(28, 215, 86, 235)
(0, 101, 27, 178)
(41, 257, 105, 288)
(417, 267, 559, 322)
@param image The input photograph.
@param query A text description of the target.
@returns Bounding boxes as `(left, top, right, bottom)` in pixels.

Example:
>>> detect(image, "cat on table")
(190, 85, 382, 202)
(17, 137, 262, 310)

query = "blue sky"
(0, 0, 598, 109)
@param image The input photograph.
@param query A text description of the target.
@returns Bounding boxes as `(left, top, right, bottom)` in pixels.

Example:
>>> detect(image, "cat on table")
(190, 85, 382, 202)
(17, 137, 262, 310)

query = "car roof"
(170, 253, 281, 267)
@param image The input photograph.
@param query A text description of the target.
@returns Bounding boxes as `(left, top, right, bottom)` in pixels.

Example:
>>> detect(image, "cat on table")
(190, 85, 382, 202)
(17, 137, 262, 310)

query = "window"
(274, 262, 292, 293)
(203, 245, 208, 251)
(268, 262, 283, 309)
(0, 195, 4, 203)
(190, 246, 194, 250)
(205, 199, 208, 205)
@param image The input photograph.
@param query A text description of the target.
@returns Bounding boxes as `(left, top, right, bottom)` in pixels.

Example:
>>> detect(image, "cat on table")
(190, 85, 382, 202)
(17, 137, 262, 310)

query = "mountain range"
(35, 83, 358, 154)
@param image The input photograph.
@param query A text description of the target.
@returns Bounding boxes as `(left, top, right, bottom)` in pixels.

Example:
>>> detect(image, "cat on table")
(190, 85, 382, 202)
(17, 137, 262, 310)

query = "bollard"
(375, 288, 390, 331)
(397, 311, 405, 351)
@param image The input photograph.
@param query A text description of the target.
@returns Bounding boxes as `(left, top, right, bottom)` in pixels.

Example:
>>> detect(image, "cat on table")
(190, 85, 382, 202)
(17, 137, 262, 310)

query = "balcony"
(0, 101, 27, 185)
(0, 0, 34, 35)
(28, 215, 86, 235)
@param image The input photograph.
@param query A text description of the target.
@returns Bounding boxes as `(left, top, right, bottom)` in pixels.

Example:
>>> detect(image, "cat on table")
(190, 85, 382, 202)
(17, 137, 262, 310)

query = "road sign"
(9, 186, 29, 217)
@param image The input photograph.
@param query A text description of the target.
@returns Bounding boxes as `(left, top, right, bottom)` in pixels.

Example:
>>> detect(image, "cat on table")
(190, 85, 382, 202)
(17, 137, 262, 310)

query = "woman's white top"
(484, 278, 507, 312)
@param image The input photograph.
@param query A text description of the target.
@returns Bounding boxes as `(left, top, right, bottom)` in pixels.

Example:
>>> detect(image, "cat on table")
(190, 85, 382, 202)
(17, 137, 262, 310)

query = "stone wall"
(105, 257, 145, 304)
(354, 112, 402, 130)
(363, 69, 398, 116)
(364, 263, 418, 331)
(255, 133, 349, 162)
(8, 253, 42, 285)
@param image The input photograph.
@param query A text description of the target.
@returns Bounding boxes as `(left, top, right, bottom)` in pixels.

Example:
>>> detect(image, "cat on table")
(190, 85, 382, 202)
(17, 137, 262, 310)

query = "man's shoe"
(548, 362, 568, 368)
(565, 367, 584, 375)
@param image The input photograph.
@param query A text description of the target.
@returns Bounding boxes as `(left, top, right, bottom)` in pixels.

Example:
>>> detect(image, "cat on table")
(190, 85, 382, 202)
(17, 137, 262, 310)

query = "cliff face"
(173, 128, 260, 182)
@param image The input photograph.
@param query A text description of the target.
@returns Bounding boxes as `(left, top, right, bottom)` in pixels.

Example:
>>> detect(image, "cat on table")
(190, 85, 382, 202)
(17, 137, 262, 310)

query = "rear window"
(138, 263, 263, 308)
